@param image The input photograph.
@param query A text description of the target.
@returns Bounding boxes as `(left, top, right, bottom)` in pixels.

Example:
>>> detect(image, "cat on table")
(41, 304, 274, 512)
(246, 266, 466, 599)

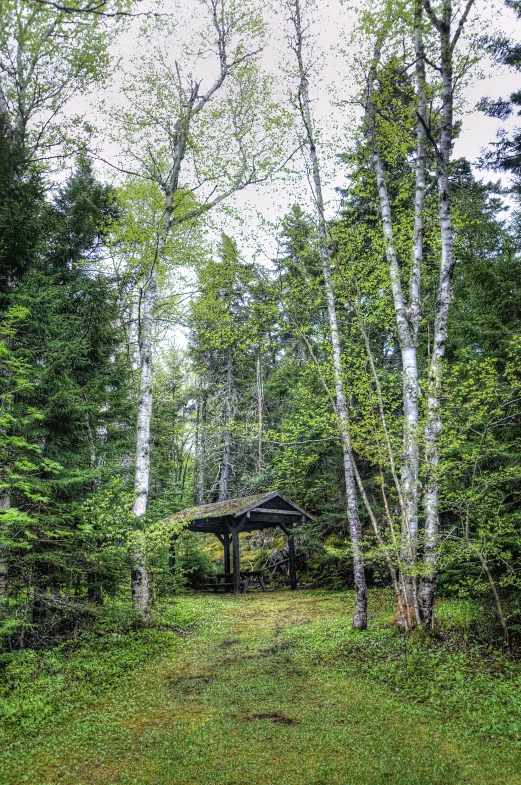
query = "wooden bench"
(200, 570, 267, 593)
(240, 570, 267, 593)
(201, 582, 234, 593)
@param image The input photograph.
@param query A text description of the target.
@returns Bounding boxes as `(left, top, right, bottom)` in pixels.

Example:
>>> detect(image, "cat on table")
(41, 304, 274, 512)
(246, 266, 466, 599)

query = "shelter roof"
(162, 490, 313, 534)
(164, 493, 267, 525)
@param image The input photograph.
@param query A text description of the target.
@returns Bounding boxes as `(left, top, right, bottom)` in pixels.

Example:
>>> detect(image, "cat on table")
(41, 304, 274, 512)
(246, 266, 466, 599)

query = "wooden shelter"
(164, 490, 313, 594)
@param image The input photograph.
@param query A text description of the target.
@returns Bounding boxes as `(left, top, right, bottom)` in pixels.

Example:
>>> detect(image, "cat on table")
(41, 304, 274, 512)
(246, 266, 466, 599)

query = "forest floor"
(2, 590, 521, 785)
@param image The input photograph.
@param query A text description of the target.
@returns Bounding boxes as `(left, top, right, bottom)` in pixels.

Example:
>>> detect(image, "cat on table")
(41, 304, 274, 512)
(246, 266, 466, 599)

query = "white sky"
(88, 0, 521, 354)
(93, 0, 521, 264)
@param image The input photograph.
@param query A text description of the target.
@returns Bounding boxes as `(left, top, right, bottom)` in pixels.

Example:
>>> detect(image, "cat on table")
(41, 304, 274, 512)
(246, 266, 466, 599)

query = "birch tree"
(0, 0, 123, 165)
(363, 1, 426, 628)
(111, 0, 289, 619)
(357, 0, 477, 626)
(286, 0, 367, 629)
(418, 0, 476, 626)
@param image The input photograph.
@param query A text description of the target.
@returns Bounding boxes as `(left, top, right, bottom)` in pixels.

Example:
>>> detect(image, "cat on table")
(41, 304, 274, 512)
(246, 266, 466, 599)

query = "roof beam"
(253, 508, 302, 515)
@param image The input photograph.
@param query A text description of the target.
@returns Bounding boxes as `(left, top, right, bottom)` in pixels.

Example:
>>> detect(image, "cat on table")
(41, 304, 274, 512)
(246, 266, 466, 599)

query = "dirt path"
(8, 592, 521, 785)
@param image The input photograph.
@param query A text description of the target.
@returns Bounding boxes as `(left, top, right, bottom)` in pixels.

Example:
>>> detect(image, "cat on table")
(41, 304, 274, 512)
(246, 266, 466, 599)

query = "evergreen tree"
(1, 154, 134, 646)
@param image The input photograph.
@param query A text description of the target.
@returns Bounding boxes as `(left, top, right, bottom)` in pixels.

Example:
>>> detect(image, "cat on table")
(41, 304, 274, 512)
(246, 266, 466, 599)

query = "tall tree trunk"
(218, 349, 233, 503)
(371, 147, 420, 626)
(419, 0, 474, 625)
(257, 354, 263, 474)
(290, 0, 367, 628)
(366, 32, 424, 627)
(411, 2, 427, 346)
(130, 265, 156, 622)
(133, 267, 156, 517)
(198, 384, 207, 505)
(419, 11, 454, 627)
(362, 10, 427, 627)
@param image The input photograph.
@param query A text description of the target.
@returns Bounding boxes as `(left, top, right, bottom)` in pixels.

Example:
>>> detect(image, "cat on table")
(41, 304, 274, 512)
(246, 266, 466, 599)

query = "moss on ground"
(1, 591, 521, 785)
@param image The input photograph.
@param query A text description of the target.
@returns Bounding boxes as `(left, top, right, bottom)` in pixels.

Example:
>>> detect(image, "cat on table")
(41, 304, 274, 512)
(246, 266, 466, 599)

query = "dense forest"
(2, 0, 521, 641)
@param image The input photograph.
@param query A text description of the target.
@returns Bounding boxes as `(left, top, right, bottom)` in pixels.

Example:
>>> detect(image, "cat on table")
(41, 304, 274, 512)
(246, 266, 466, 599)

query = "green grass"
(1, 591, 521, 785)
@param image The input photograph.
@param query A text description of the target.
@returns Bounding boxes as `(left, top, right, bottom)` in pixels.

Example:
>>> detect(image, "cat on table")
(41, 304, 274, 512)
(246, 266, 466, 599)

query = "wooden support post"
(231, 525, 241, 595)
(223, 531, 231, 575)
(287, 524, 297, 591)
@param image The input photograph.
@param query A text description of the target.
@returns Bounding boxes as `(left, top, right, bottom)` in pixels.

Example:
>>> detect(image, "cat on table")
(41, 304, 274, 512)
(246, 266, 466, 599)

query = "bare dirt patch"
(247, 712, 301, 725)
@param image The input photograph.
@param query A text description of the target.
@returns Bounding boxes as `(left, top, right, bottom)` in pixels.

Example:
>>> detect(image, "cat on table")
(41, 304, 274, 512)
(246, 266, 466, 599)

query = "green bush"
(173, 534, 215, 591)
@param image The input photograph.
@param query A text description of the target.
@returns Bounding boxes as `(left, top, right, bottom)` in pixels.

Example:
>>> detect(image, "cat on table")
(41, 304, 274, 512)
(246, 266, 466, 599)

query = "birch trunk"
(419, 0, 475, 625)
(291, 0, 367, 628)
(218, 349, 233, 502)
(419, 12, 454, 627)
(198, 385, 207, 505)
(411, 3, 427, 345)
(366, 38, 424, 626)
(371, 148, 420, 625)
(257, 354, 263, 474)
(130, 265, 156, 621)
(133, 266, 156, 517)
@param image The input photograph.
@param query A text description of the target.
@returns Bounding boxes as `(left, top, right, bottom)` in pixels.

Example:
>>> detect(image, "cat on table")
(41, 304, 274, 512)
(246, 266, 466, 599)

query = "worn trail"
(7, 593, 521, 785)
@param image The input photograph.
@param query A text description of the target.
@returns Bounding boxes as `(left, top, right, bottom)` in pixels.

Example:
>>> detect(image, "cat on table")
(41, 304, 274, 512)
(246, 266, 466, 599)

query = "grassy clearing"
(1, 591, 521, 785)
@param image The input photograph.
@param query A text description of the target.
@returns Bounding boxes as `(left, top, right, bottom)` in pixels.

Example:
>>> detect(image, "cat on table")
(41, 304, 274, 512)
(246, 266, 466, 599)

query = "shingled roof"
(162, 493, 268, 524)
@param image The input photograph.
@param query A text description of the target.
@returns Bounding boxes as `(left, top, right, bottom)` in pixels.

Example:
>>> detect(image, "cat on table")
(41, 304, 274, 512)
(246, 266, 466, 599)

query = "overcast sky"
(95, 0, 521, 269)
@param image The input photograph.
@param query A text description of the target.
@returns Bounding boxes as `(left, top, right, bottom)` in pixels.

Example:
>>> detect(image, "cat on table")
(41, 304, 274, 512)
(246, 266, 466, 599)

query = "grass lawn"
(1, 590, 521, 785)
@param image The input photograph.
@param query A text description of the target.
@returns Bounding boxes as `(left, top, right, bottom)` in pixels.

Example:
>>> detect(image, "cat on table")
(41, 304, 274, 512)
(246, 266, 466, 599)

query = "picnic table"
(239, 570, 267, 593)
(203, 570, 267, 593)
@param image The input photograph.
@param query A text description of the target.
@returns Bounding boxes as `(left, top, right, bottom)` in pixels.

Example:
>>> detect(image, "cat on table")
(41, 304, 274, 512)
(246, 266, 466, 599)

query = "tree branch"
(451, 0, 476, 52)
(21, 0, 168, 18)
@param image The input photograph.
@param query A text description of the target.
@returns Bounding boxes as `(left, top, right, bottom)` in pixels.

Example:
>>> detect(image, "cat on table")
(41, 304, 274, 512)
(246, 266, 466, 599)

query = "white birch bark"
(130, 264, 156, 621)
(198, 385, 207, 505)
(290, 0, 367, 628)
(365, 33, 424, 627)
(257, 354, 263, 474)
(411, 3, 427, 344)
(419, 0, 475, 626)
(133, 265, 156, 519)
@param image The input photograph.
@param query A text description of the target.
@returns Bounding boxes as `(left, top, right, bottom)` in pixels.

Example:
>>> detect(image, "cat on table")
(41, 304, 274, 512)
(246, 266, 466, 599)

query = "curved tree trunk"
(290, 0, 367, 629)
(365, 32, 424, 628)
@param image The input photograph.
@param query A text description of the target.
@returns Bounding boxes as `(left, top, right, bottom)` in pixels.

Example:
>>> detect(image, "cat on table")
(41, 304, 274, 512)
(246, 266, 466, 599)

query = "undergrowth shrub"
(0, 597, 204, 755)
(173, 534, 215, 591)
(283, 596, 521, 740)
